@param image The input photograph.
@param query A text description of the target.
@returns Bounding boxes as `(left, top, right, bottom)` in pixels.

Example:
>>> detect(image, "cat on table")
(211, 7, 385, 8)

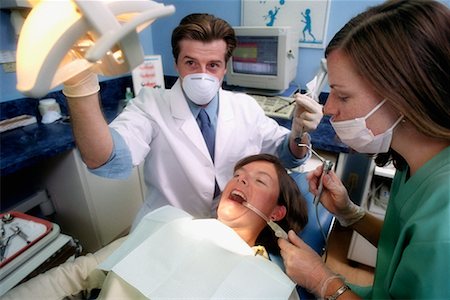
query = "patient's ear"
(270, 205, 286, 221)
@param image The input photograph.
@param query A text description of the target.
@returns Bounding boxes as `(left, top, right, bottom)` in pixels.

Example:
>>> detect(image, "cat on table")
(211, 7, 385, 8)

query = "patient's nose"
(237, 176, 248, 185)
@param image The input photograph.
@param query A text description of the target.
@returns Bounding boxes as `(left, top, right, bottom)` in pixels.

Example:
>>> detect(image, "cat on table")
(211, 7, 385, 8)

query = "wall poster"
(132, 55, 165, 95)
(241, 0, 331, 48)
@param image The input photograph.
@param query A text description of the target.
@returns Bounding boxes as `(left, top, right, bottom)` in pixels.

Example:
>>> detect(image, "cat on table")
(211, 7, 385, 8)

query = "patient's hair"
(234, 154, 308, 255)
(171, 13, 237, 64)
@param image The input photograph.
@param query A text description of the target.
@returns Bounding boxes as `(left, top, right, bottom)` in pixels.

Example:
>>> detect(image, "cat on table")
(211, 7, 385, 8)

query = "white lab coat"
(110, 79, 290, 222)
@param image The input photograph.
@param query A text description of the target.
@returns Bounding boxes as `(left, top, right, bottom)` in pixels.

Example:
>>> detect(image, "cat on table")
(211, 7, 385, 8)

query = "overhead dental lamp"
(16, 0, 175, 98)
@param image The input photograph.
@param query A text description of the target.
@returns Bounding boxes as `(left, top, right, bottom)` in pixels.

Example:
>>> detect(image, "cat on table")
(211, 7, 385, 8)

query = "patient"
(3, 154, 308, 300)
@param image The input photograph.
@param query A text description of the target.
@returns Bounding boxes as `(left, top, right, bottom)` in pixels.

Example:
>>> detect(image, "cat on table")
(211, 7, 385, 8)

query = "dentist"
(63, 13, 323, 228)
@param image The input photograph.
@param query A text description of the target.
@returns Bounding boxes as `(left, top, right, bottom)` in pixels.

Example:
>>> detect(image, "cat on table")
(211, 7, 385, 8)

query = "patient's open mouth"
(230, 190, 246, 204)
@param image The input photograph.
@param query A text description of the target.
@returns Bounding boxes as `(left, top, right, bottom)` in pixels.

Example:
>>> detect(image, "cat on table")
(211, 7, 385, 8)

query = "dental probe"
(274, 90, 313, 113)
(297, 143, 334, 206)
(242, 201, 289, 240)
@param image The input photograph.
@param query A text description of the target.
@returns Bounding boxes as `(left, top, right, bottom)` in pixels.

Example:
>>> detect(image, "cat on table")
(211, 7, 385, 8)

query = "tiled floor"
(324, 224, 375, 286)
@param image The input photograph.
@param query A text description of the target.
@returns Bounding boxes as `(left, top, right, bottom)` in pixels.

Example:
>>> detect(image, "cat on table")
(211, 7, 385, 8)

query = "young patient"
(3, 154, 308, 300)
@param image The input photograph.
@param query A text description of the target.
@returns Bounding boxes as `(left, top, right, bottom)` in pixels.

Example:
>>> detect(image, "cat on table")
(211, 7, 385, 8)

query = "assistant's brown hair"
(234, 154, 308, 255)
(325, 0, 450, 170)
(171, 13, 237, 64)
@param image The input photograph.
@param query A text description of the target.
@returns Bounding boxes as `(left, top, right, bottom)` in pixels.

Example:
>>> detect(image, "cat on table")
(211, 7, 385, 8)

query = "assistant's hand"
(292, 93, 323, 135)
(279, 230, 336, 296)
(63, 69, 100, 98)
(307, 166, 365, 227)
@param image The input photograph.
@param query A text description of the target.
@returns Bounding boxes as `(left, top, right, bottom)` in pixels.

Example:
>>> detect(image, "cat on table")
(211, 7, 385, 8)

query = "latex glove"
(279, 230, 339, 296)
(308, 166, 365, 227)
(63, 69, 100, 98)
(291, 93, 323, 136)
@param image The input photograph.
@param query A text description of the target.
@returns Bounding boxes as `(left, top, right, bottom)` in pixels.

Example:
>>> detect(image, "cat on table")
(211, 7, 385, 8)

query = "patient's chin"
(217, 205, 242, 223)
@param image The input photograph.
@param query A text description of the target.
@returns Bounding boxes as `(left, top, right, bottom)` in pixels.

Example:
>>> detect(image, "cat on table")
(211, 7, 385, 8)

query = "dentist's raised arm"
(63, 71, 113, 169)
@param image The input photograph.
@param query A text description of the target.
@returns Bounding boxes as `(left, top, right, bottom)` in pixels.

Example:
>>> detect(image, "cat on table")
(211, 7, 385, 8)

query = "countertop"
(0, 106, 118, 176)
(1, 76, 132, 176)
(1, 77, 348, 176)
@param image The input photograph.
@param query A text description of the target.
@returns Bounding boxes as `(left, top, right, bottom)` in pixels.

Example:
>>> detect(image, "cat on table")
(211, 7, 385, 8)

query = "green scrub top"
(352, 146, 450, 299)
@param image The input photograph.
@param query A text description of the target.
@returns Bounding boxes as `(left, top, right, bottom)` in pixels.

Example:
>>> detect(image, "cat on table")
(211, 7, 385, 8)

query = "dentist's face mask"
(330, 99, 403, 153)
(182, 73, 220, 106)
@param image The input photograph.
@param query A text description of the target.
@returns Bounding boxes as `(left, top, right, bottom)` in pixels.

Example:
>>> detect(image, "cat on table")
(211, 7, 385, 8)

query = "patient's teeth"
(230, 190, 246, 203)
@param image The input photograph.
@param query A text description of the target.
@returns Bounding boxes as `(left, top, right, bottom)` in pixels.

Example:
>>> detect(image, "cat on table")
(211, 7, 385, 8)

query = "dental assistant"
(63, 13, 323, 228)
(278, 0, 450, 299)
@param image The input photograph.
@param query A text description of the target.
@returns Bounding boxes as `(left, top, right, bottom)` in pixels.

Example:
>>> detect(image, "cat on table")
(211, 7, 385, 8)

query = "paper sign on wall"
(131, 55, 165, 96)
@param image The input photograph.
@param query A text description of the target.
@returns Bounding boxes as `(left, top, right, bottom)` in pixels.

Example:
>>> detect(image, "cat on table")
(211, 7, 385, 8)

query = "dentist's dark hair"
(325, 0, 450, 170)
(234, 153, 308, 255)
(171, 13, 237, 64)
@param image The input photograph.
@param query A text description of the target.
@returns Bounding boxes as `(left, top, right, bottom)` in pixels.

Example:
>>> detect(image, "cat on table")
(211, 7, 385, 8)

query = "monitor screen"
(231, 36, 278, 76)
(226, 26, 298, 95)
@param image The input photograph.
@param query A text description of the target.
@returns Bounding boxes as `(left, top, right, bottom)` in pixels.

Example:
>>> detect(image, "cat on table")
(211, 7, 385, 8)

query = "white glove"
(292, 93, 323, 135)
(308, 168, 366, 227)
(279, 231, 344, 297)
(335, 200, 366, 227)
(63, 70, 100, 98)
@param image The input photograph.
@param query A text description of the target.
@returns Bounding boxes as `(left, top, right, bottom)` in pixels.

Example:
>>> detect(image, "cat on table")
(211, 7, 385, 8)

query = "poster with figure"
(241, 0, 330, 48)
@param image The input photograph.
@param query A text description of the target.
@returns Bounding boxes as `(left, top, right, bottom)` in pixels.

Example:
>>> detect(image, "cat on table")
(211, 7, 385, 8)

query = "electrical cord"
(314, 200, 329, 262)
(296, 142, 333, 262)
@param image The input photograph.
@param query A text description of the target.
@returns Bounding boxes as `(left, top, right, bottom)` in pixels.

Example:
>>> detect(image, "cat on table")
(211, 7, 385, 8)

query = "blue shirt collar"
(186, 93, 219, 127)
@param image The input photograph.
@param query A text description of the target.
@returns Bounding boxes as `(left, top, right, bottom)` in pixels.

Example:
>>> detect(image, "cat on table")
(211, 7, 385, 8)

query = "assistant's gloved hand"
(279, 231, 342, 297)
(63, 69, 100, 98)
(334, 198, 366, 227)
(291, 93, 323, 136)
(308, 168, 366, 227)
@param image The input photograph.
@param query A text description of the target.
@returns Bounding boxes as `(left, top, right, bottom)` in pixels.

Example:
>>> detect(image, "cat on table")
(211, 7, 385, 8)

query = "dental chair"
(290, 171, 335, 300)
(3, 170, 334, 300)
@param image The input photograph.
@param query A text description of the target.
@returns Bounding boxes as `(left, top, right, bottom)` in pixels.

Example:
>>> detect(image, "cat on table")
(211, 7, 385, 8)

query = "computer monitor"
(225, 26, 299, 95)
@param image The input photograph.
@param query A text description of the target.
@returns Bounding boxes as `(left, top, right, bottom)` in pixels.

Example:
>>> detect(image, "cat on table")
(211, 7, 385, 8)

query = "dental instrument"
(273, 98, 296, 113)
(296, 142, 333, 259)
(296, 143, 334, 206)
(11, 226, 31, 244)
(292, 90, 313, 142)
(293, 58, 328, 141)
(241, 201, 289, 240)
(0, 226, 24, 261)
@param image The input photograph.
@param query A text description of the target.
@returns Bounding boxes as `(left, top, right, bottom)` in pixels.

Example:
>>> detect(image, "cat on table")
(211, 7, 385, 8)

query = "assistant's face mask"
(182, 73, 220, 105)
(330, 99, 403, 153)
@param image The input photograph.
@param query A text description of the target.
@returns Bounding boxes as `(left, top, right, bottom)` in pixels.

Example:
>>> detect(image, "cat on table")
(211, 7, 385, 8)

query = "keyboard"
(249, 94, 296, 119)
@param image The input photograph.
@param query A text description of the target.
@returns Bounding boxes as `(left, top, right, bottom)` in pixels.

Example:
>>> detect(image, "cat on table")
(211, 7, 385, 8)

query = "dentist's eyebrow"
(181, 55, 197, 61)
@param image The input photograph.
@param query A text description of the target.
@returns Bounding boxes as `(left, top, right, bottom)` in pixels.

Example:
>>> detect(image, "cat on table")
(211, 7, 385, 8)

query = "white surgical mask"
(182, 73, 220, 105)
(330, 99, 403, 153)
